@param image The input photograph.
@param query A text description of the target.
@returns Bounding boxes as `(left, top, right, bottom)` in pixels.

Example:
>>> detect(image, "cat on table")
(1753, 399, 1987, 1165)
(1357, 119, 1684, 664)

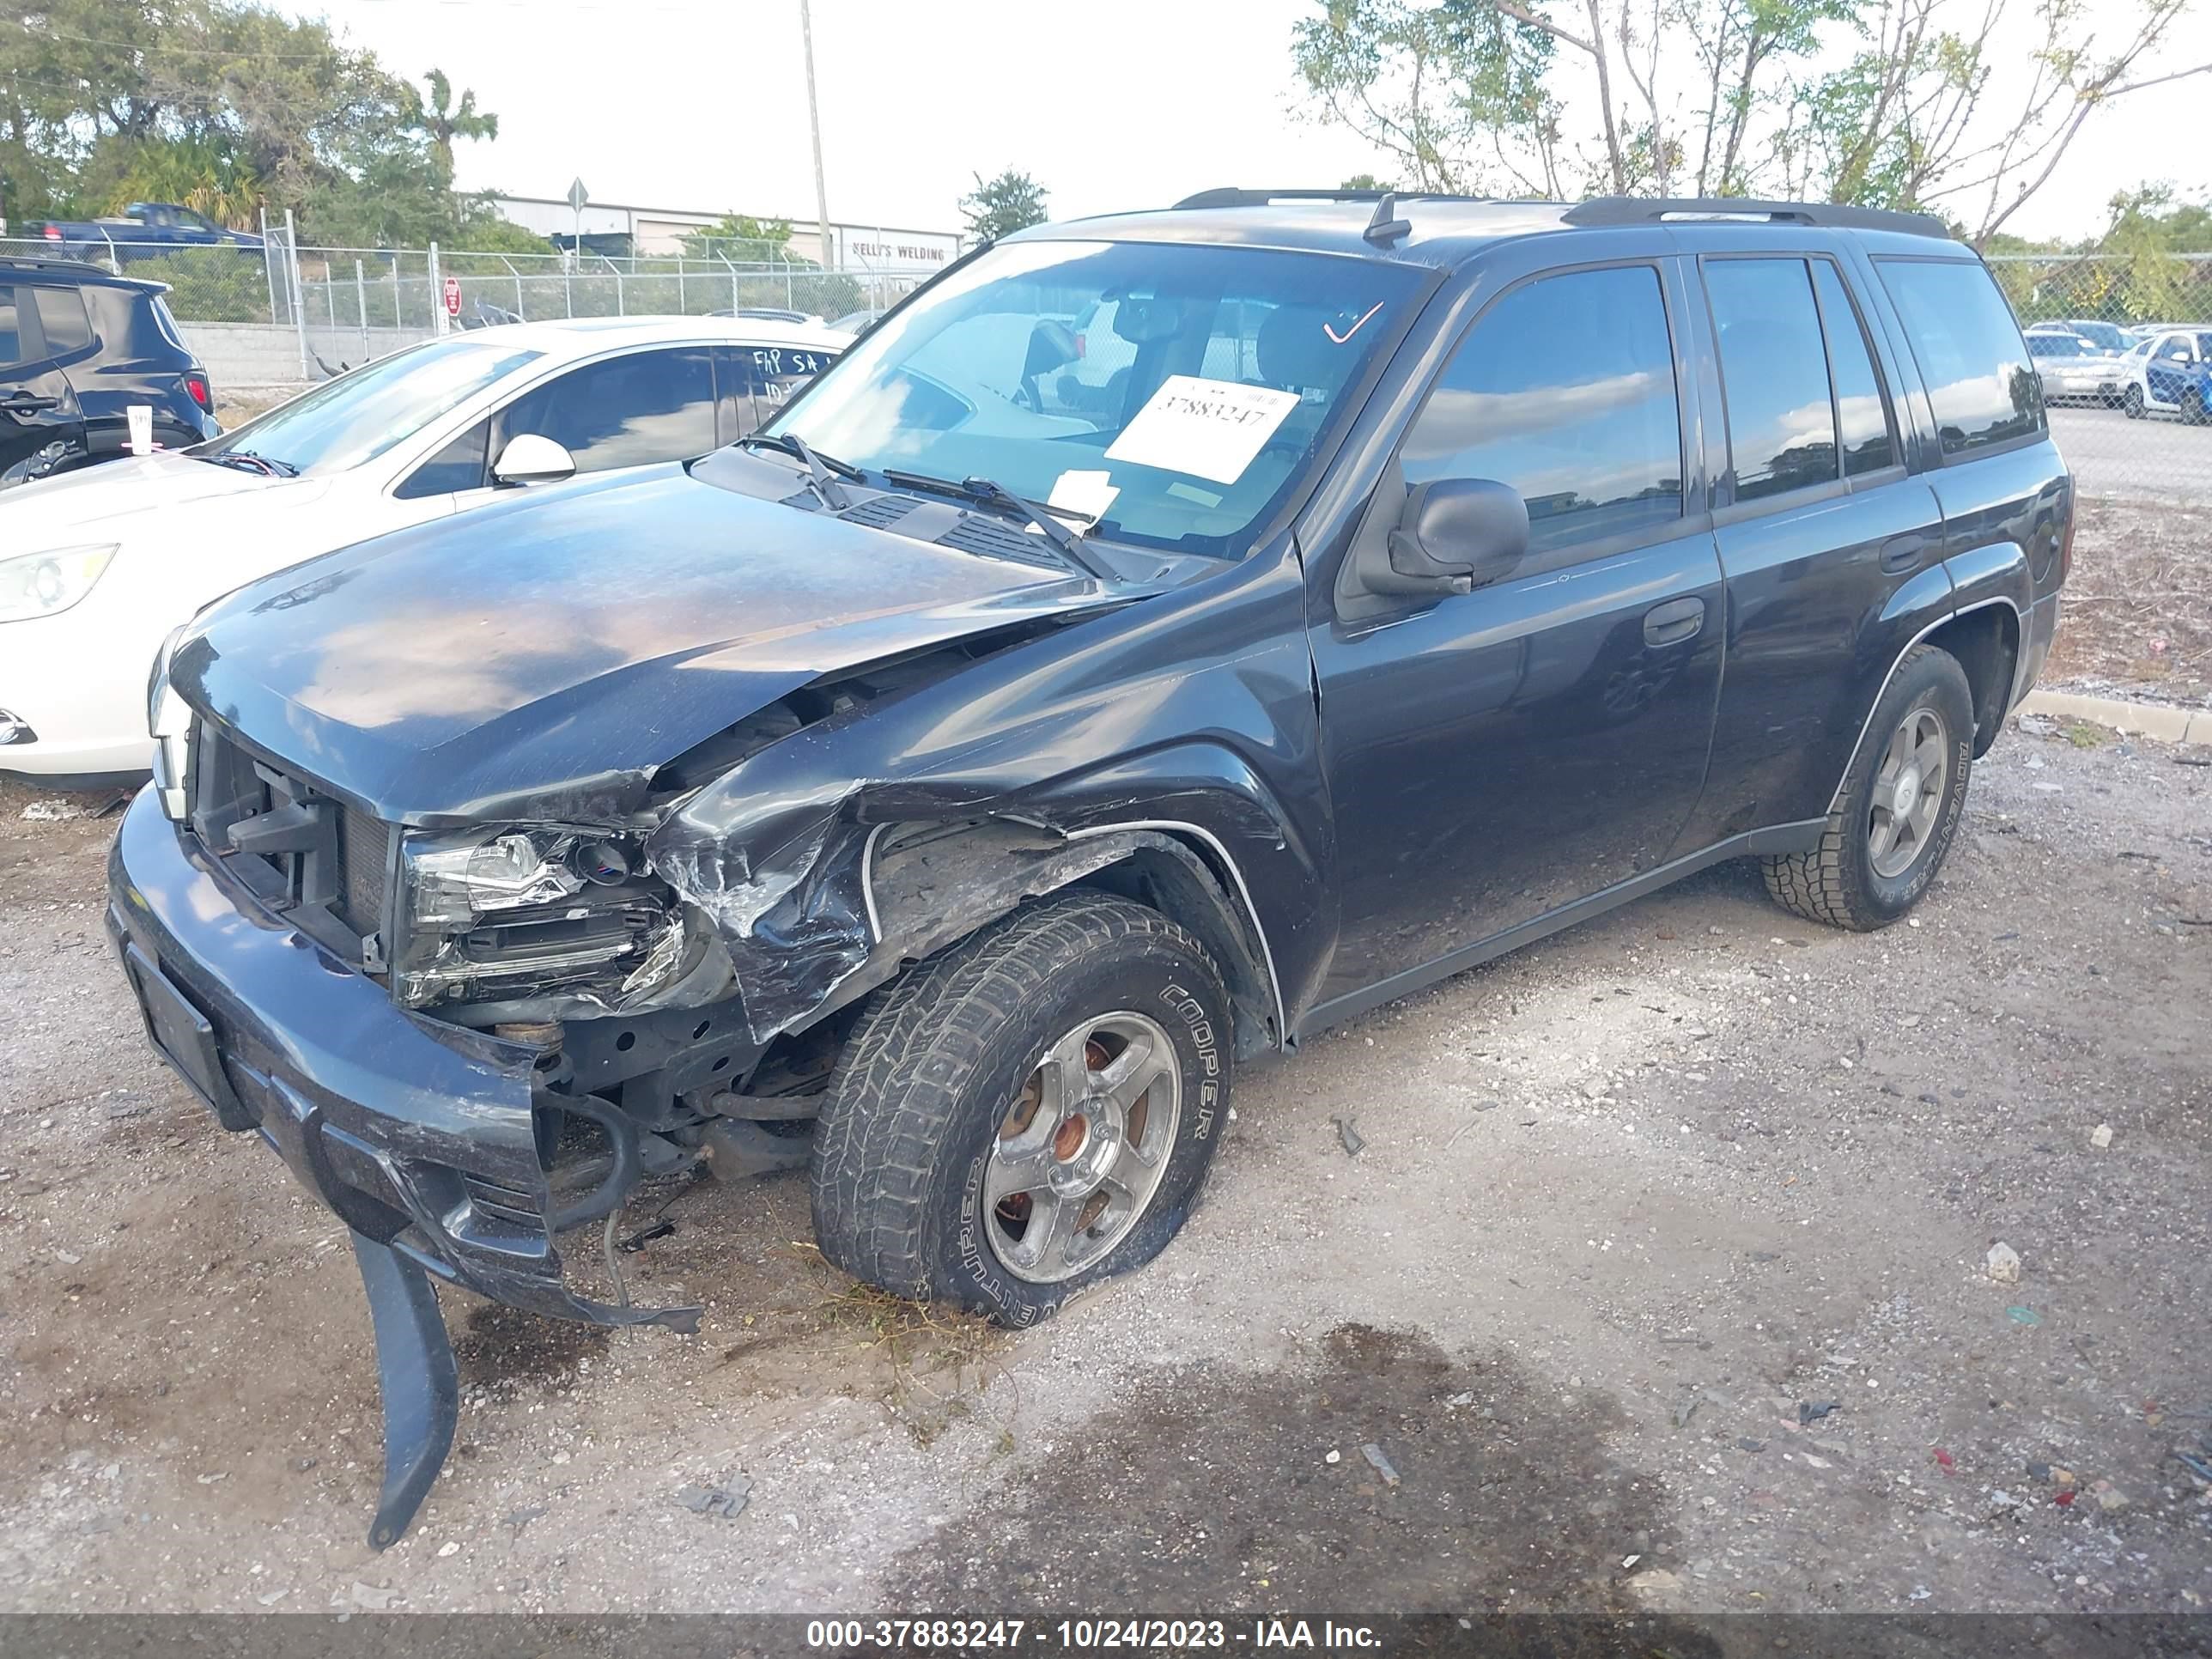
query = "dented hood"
(173, 465, 1109, 823)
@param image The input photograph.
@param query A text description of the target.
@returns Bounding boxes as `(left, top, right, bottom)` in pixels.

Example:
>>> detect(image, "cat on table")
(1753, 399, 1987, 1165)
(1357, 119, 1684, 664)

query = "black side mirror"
(1373, 478, 1529, 597)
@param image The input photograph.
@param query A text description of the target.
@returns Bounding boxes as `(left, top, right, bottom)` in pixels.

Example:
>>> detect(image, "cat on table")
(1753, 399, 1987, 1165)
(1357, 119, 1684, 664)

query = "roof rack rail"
(1176, 186, 1395, 210)
(0, 253, 103, 272)
(1564, 197, 1952, 240)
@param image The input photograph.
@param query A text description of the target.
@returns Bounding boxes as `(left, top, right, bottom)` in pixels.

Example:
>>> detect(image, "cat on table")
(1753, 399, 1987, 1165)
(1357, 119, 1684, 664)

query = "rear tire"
(2184, 389, 2209, 426)
(1763, 645, 1975, 932)
(809, 892, 1231, 1326)
(2123, 385, 2145, 419)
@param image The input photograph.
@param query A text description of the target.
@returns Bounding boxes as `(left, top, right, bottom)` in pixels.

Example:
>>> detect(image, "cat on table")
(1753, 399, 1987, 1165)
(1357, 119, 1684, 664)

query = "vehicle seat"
(1256, 306, 1346, 395)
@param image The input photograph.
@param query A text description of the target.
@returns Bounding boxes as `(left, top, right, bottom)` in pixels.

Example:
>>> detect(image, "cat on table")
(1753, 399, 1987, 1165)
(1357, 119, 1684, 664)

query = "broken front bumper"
(105, 785, 698, 1543)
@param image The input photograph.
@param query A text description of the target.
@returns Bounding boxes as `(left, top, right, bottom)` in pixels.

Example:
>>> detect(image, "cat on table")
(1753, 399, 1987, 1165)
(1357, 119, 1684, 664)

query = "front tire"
(1763, 645, 1975, 932)
(2123, 385, 2145, 419)
(810, 893, 1231, 1326)
(2184, 389, 2209, 426)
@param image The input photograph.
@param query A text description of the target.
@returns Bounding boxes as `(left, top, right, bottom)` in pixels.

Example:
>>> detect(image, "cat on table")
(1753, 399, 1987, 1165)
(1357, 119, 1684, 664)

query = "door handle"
(0, 392, 60, 414)
(1880, 534, 1927, 574)
(1643, 596, 1705, 647)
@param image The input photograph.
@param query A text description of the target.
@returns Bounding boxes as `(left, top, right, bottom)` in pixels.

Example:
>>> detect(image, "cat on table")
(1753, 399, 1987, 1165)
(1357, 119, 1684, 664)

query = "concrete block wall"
(179, 321, 434, 389)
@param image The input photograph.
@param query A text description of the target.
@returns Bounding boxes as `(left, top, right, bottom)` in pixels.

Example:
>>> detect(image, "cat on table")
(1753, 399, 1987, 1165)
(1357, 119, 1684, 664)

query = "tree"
(404, 69, 498, 178)
(959, 168, 1048, 241)
(1, 0, 509, 245)
(1290, 0, 2212, 243)
(680, 213, 795, 262)
(1340, 172, 1399, 189)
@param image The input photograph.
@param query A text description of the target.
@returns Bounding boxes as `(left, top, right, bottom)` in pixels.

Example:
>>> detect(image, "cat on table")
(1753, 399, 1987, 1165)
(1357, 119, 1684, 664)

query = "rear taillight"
(183, 370, 212, 413)
(41, 225, 61, 240)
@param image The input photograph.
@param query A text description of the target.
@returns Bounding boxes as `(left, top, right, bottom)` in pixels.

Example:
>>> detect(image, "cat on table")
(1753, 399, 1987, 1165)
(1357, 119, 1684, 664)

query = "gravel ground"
(2045, 499, 2212, 708)
(1, 720, 2207, 1618)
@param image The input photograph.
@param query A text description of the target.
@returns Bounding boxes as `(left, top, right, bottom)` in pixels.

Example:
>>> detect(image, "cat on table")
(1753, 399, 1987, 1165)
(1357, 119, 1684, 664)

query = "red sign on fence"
(442, 276, 462, 318)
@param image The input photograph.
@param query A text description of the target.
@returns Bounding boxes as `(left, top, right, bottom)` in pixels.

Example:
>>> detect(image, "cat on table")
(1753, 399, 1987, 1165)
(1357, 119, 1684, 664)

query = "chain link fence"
(1985, 252, 2212, 508)
(1985, 252, 2212, 337)
(8, 224, 924, 386)
(2, 232, 283, 323)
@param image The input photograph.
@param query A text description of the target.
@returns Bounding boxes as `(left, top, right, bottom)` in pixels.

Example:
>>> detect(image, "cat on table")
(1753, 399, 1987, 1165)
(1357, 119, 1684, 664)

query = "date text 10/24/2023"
(804, 1619, 1384, 1650)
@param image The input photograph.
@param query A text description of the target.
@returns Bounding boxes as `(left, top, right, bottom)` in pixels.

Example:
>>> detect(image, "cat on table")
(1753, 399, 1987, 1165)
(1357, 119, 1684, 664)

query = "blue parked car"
(2118, 327, 2212, 421)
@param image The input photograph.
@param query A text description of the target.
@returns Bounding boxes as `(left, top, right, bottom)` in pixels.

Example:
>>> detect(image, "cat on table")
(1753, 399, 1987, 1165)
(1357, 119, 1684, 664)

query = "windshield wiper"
(739, 432, 856, 509)
(200, 449, 297, 478)
(882, 469, 1113, 580)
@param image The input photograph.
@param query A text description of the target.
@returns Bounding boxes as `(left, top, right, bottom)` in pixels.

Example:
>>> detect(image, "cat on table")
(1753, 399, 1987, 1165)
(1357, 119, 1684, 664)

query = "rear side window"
(31, 289, 92, 355)
(716, 344, 836, 444)
(1875, 258, 2041, 456)
(1705, 258, 1836, 501)
(1401, 264, 1683, 556)
(0, 286, 21, 368)
(1810, 261, 1896, 477)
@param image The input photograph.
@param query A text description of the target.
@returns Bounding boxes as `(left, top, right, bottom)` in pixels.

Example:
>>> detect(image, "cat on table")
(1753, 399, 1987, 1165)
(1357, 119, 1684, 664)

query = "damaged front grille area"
(337, 807, 391, 939)
(186, 724, 392, 963)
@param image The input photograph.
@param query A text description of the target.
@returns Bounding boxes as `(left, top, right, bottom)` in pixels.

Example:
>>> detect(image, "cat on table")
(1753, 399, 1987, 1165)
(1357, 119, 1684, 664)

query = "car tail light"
(42, 225, 61, 240)
(183, 370, 212, 413)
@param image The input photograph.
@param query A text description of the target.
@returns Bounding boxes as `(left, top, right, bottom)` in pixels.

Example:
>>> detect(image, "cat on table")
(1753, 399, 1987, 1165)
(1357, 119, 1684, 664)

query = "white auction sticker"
(1046, 468, 1120, 523)
(1104, 375, 1300, 484)
(126, 404, 153, 456)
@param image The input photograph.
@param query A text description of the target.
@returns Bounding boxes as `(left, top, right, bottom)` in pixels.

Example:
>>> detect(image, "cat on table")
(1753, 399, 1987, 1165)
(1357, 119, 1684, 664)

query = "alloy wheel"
(983, 1011, 1182, 1284)
(1868, 707, 1949, 880)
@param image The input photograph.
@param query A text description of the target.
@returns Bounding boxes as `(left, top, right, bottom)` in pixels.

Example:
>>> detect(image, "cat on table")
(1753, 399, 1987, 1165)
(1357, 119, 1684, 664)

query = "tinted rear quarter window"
(1875, 258, 2041, 456)
(0, 286, 21, 368)
(1401, 263, 1683, 555)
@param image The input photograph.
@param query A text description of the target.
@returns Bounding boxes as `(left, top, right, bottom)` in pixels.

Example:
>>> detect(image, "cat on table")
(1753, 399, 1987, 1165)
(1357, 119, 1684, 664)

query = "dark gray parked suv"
(109, 191, 2069, 1544)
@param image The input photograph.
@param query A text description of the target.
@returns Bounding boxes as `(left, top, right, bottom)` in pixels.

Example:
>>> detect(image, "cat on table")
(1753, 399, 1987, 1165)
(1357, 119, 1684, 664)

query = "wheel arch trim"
(1825, 593, 2024, 815)
(1060, 819, 1287, 1053)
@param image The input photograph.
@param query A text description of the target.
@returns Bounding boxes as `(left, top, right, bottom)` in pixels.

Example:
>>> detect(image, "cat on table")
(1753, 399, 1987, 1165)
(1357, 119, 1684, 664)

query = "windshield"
(199, 337, 542, 476)
(2029, 335, 2082, 357)
(765, 240, 1424, 556)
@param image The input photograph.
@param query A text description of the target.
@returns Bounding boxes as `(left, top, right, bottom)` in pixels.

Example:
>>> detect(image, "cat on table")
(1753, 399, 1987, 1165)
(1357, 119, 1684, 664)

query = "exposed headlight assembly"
(392, 826, 719, 1015)
(0, 543, 118, 623)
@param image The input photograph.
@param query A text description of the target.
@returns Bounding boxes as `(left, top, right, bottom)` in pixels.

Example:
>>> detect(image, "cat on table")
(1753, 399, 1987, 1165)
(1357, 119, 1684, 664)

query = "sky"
(295, 0, 2212, 242)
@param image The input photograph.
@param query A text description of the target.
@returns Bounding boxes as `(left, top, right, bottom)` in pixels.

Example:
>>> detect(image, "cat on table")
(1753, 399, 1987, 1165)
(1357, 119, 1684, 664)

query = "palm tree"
(409, 70, 499, 177)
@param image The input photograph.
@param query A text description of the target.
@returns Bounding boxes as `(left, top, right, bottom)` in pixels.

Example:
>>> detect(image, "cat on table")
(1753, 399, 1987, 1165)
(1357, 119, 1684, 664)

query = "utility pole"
(800, 0, 834, 272)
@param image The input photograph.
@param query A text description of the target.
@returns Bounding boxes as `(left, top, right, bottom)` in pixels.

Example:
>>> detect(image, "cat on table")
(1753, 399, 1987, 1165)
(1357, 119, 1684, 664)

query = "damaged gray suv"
(110, 191, 2069, 1544)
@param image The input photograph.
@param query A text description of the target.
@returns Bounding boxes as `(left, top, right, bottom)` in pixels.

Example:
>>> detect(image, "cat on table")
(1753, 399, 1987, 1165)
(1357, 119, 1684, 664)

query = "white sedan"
(0, 313, 847, 781)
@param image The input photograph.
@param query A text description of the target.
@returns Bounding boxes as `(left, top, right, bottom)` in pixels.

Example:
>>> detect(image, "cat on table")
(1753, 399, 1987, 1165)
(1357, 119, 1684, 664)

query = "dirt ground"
(2045, 499, 2212, 706)
(1, 720, 2207, 1620)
